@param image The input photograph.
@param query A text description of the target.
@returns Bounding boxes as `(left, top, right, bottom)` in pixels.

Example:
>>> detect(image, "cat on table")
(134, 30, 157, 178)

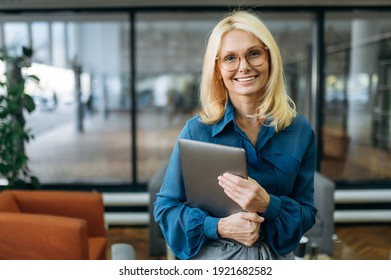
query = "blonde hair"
(199, 10, 296, 132)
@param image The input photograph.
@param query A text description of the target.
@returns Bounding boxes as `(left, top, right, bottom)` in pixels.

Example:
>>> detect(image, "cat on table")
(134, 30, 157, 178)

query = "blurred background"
(0, 0, 390, 226)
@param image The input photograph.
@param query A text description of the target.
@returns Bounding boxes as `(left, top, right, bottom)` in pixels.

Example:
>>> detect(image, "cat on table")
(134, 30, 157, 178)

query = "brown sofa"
(0, 189, 107, 260)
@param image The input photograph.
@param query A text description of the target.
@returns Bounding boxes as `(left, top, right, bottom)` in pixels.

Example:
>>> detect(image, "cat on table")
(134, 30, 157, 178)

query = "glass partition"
(257, 13, 314, 119)
(135, 12, 221, 182)
(135, 12, 315, 182)
(322, 12, 391, 180)
(5, 8, 390, 187)
(31, 22, 50, 65)
(1, 13, 132, 184)
(3, 22, 29, 56)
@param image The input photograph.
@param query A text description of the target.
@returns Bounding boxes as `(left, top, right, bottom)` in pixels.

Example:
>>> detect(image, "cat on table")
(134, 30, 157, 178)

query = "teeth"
(236, 76, 255, 82)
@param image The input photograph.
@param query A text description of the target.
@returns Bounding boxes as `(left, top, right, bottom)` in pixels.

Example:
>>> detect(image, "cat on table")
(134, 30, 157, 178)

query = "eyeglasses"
(216, 46, 269, 72)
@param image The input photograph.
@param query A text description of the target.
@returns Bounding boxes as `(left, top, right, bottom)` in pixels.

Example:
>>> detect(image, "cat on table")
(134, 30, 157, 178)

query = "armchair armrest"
(0, 213, 89, 260)
(111, 243, 136, 260)
(148, 163, 168, 256)
(8, 190, 105, 237)
(305, 172, 335, 255)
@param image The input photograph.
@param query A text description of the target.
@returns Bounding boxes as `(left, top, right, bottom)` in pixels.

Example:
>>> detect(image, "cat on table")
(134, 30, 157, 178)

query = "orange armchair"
(0, 190, 107, 260)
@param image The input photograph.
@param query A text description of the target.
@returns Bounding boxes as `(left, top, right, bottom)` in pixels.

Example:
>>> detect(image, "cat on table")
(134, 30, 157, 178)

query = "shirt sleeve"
(261, 129, 317, 255)
(153, 123, 220, 260)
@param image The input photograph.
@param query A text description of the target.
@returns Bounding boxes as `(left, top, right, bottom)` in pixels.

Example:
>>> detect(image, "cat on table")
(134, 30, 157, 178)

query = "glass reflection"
(135, 13, 218, 182)
(4, 14, 133, 184)
(136, 12, 314, 182)
(32, 22, 50, 64)
(322, 12, 391, 180)
(3, 23, 28, 56)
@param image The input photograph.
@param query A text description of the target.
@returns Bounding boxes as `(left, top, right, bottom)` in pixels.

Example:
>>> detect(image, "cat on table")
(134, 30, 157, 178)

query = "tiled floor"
(26, 108, 189, 185)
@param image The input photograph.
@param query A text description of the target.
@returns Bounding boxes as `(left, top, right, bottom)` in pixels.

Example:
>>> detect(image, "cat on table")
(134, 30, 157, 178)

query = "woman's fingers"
(240, 212, 265, 223)
(218, 212, 265, 246)
(218, 173, 270, 213)
(218, 174, 245, 205)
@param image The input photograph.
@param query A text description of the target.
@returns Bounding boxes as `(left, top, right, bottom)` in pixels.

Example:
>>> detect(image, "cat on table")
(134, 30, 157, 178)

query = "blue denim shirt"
(154, 102, 317, 259)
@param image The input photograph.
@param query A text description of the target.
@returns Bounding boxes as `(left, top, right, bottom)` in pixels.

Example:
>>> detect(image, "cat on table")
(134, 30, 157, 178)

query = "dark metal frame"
(1, 4, 390, 192)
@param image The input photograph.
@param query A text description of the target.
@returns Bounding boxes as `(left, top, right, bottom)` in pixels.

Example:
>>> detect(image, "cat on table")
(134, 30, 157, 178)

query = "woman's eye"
(223, 55, 237, 62)
(248, 50, 261, 58)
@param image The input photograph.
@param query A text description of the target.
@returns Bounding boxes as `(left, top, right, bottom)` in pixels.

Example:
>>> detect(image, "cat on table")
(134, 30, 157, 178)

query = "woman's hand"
(218, 172, 270, 213)
(217, 212, 264, 246)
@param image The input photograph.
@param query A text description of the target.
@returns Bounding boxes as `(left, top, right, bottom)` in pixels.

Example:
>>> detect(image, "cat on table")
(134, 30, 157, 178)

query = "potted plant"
(0, 46, 40, 188)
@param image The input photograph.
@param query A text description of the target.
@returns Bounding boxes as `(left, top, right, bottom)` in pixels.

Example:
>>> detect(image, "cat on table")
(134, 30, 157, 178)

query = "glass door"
(135, 11, 316, 182)
(1, 13, 132, 185)
(323, 12, 391, 180)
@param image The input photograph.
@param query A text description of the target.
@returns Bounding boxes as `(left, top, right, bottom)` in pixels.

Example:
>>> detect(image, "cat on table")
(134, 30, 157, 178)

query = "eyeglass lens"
(220, 48, 267, 71)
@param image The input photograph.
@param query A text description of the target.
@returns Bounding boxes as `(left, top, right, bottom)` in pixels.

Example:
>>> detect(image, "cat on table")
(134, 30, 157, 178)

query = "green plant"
(0, 46, 40, 188)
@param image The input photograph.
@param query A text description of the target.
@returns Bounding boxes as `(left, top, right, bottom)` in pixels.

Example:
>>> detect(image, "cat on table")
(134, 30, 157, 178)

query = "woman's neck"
(230, 95, 261, 146)
(229, 94, 259, 120)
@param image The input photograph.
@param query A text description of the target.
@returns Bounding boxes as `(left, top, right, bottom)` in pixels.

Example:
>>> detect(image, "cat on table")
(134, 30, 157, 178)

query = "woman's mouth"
(234, 75, 258, 82)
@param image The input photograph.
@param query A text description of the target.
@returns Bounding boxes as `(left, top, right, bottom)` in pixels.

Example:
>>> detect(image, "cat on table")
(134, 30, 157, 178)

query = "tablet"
(178, 139, 247, 217)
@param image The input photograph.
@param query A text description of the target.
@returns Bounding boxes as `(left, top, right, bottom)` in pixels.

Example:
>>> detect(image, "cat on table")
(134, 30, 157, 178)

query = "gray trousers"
(189, 239, 294, 260)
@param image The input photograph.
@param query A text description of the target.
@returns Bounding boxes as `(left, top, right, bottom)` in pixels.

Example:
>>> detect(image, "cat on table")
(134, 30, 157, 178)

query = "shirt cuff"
(203, 216, 220, 239)
(262, 194, 281, 221)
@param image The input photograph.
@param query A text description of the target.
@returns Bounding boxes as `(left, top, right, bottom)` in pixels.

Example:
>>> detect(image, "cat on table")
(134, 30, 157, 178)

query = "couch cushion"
(9, 190, 106, 237)
(0, 191, 20, 212)
(88, 237, 107, 260)
(0, 213, 89, 260)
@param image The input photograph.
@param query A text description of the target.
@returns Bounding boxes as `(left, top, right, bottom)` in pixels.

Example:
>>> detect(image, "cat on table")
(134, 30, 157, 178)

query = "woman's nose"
(238, 56, 251, 72)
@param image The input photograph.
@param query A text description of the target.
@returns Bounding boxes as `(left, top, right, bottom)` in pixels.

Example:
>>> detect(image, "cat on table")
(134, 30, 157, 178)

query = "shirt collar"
(212, 102, 235, 137)
(211, 101, 277, 136)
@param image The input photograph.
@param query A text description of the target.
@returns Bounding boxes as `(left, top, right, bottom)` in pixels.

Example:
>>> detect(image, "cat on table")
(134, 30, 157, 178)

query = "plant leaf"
(0, 45, 40, 188)
(23, 94, 36, 113)
(22, 47, 33, 58)
(27, 75, 40, 83)
(30, 176, 40, 189)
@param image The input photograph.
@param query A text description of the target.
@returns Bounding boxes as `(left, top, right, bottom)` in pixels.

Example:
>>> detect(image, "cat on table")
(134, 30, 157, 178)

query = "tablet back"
(178, 139, 247, 217)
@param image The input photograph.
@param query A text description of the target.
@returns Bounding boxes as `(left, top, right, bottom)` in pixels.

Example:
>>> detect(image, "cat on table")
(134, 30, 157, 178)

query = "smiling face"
(217, 29, 269, 100)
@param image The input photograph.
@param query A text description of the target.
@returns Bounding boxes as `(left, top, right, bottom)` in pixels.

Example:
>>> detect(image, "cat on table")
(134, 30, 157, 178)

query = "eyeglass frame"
(215, 46, 269, 72)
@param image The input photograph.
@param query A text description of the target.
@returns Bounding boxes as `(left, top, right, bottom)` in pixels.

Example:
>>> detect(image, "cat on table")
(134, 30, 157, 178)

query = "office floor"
(333, 224, 391, 260)
(106, 224, 391, 260)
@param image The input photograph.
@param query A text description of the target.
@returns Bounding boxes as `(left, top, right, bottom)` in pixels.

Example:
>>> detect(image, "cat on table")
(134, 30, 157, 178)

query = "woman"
(153, 10, 317, 260)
